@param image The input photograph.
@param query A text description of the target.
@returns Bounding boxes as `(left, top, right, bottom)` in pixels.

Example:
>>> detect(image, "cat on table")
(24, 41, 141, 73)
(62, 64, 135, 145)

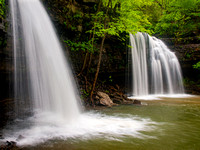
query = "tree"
(46, 0, 162, 105)
(155, 0, 200, 39)
(89, 0, 111, 105)
(88, 0, 154, 105)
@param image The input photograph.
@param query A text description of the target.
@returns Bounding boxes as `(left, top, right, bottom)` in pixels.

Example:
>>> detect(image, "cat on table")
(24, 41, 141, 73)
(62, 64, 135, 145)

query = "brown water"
(22, 96, 200, 150)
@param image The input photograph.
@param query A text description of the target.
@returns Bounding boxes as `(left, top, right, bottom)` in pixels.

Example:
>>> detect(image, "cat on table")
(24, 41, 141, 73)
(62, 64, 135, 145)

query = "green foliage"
(0, 0, 5, 20)
(118, 0, 154, 34)
(155, 0, 200, 38)
(86, 0, 155, 44)
(109, 75, 113, 82)
(64, 39, 96, 53)
(80, 89, 90, 100)
(185, 53, 191, 59)
(46, 0, 199, 42)
(105, 90, 110, 94)
(193, 62, 200, 70)
(82, 89, 89, 96)
(183, 77, 195, 86)
(113, 0, 154, 34)
(0, 0, 6, 48)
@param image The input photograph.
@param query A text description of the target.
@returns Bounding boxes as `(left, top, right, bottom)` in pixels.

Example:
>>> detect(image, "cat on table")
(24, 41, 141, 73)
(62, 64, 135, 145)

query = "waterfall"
(2, 1, 161, 146)
(9, 0, 80, 120)
(129, 32, 184, 97)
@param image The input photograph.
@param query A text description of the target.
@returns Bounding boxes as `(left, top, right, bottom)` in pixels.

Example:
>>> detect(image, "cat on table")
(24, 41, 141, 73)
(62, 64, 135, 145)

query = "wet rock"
(110, 89, 131, 104)
(133, 100, 142, 105)
(96, 91, 116, 107)
(112, 98, 123, 104)
(0, 141, 21, 150)
(6, 141, 17, 146)
(0, 134, 4, 140)
(16, 135, 24, 141)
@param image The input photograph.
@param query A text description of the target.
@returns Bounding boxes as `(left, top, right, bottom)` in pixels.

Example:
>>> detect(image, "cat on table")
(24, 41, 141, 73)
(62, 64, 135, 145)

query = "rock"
(122, 94, 130, 101)
(16, 135, 24, 141)
(112, 98, 124, 104)
(96, 91, 116, 107)
(99, 98, 112, 107)
(7, 141, 16, 146)
(133, 100, 142, 105)
(0, 141, 20, 150)
(95, 95, 100, 99)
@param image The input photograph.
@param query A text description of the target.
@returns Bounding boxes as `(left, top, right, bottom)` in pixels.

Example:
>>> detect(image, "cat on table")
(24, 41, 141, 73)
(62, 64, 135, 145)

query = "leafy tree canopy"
(86, 0, 155, 44)
(155, 0, 200, 38)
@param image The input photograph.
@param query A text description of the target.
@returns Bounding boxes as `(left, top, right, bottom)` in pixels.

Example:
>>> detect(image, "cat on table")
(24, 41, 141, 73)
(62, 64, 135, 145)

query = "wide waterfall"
(1, 0, 159, 146)
(10, 0, 80, 120)
(129, 32, 184, 97)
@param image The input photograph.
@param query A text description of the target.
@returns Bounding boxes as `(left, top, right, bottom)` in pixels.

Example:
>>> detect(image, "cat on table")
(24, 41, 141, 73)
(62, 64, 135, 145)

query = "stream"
(12, 95, 200, 150)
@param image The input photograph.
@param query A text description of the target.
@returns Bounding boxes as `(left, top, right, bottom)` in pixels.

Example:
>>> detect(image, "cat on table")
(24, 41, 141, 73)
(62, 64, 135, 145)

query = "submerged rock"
(133, 100, 142, 105)
(6, 141, 16, 146)
(16, 135, 24, 141)
(0, 141, 20, 150)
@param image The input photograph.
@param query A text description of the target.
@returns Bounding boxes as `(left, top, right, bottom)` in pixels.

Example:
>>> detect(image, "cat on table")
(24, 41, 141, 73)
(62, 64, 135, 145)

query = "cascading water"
(129, 32, 184, 97)
(10, 0, 80, 120)
(129, 33, 149, 96)
(1, 0, 159, 146)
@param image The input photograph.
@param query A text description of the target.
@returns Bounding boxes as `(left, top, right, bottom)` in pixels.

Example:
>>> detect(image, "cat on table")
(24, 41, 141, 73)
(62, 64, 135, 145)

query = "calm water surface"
(27, 96, 200, 150)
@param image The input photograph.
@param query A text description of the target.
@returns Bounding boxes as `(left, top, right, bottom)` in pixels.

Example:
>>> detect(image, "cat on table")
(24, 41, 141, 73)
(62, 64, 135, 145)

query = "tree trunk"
(78, 1, 102, 76)
(78, 51, 89, 76)
(89, 35, 106, 105)
(89, 0, 111, 105)
(86, 52, 93, 76)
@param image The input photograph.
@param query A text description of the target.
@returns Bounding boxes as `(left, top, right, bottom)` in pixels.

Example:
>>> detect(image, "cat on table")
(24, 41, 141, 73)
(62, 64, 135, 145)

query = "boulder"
(133, 100, 142, 105)
(96, 91, 116, 107)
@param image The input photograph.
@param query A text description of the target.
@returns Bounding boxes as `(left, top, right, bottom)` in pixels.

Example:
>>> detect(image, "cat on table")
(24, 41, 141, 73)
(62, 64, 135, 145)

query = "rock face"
(162, 37, 200, 82)
(96, 91, 116, 107)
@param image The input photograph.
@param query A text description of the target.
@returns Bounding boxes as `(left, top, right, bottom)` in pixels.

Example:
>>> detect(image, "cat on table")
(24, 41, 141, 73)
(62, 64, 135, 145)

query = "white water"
(10, 0, 80, 120)
(129, 94, 194, 100)
(130, 33, 149, 96)
(2, 0, 158, 146)
(2, 111, 157, 146)
(129, 32, 184, 98)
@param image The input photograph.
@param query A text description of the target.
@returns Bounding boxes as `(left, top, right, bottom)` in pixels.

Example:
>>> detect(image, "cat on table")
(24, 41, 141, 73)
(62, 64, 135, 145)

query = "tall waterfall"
(10, 0, 80, 120)
(129, 32, 184, 97)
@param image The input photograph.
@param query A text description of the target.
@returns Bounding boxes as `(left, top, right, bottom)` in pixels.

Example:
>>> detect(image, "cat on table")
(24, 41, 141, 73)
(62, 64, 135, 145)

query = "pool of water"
(3, 95, 200, 150)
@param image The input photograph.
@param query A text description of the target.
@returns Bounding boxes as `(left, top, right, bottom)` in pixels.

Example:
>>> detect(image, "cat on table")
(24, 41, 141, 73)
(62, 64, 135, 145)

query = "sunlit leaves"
(155, 0, 200, 37)
(193, 62, 200, 70)
(0, 0, 5, 19)
(89, 0, 154, 40)
(64, 39, 95, 53)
